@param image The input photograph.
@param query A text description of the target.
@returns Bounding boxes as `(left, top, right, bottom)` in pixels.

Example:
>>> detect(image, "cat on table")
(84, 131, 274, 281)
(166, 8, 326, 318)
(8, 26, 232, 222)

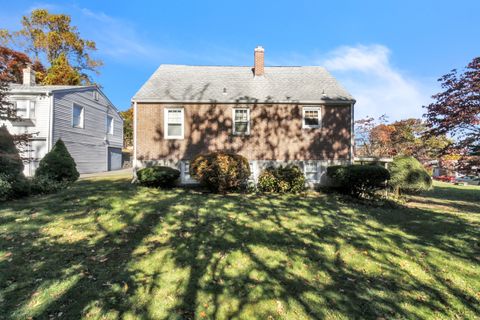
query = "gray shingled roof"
(133, 65, 354, 103)
(8, 84, 91, 93)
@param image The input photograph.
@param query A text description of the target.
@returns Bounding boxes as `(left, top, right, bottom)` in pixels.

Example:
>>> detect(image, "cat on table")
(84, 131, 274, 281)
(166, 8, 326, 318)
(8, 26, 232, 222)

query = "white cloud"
(78, 8, 169, 62)
(317, 44, 435, 121)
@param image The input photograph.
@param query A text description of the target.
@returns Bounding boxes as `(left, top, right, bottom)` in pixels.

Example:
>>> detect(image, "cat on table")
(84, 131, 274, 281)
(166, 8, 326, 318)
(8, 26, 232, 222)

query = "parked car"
(434, 175, 456, 183)
(454, 175, 480, 186)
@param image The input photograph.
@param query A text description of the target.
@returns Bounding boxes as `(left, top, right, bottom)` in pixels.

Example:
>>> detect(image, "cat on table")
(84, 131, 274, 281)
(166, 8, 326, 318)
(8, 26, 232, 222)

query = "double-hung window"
(164, 108, 184, 139)
(106, 115, 114, 134)
(302, 106, 321, 129)
(233, 108, 250, 135)
(15, 100, 35, 119)
(72, 104, 84, 128)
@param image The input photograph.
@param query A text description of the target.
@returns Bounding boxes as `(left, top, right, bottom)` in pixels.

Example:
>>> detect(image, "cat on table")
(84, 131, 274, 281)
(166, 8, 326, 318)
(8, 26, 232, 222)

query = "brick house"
(132, 47, 355, 185)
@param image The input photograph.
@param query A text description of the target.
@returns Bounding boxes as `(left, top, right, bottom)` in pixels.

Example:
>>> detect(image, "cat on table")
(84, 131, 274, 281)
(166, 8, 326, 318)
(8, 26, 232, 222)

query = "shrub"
(10, 176, 31, 198)
(257, 165, 306, 193)
(190, 152, 250, 193)
(137, 166, 180, 188)
(389, 156, 432, 195)
(31, 176, 69, 195)
(35, 139, 79, 182)
(0, 175, 12, 201)
(327, 164, 390, 198)
(0, 125, 24, 181)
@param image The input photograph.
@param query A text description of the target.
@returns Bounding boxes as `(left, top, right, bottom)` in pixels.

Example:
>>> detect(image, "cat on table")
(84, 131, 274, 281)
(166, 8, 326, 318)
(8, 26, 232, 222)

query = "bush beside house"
(389, 156, 432, 195)
(190, 152, 250, 193)
(0, 126, 25, 201)
(257, 165, 306, 193)
(0, 135, 79, 201)
(327, 164, 390, 198)
(35, 139, 79, 182)
(137, 166, 180, 188)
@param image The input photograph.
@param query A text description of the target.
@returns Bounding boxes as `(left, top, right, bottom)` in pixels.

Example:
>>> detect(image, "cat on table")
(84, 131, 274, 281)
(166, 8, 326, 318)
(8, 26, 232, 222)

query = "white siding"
(52, 88, 123, 174)
(1, 94, 51, 139)
(0, 94, 51, 176)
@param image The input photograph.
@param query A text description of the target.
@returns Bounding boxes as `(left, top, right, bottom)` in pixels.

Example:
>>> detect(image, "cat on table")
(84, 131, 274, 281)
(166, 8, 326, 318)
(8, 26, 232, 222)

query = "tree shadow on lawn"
(422, 183, 480, 203)
(0, 179, 479, 319)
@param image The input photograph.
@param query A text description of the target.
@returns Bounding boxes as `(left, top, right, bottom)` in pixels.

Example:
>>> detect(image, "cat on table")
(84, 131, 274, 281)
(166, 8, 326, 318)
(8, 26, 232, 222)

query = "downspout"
(132, 100, 138, 181)
(48, 93, 54, 151)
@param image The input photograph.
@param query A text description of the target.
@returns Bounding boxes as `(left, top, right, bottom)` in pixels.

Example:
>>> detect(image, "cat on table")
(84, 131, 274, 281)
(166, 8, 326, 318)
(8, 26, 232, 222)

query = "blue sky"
(1, 0, 479, 120)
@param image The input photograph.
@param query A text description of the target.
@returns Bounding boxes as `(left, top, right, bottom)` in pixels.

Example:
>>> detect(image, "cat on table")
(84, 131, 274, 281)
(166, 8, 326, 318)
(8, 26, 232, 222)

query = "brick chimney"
(254, 46, 264, 77)
(22, 64, 36, 86)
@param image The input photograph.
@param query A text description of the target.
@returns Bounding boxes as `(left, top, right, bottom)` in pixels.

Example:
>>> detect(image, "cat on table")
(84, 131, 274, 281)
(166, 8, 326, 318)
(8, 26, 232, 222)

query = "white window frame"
(232, 108, 250, 135)
(106, 115, 114, 134)
(304, 161, 320, 182)
(164, 107, 184, 139)
(302, 106, 321, 129)
(72, 104, 85, 129)
(14, 100, 35, 120)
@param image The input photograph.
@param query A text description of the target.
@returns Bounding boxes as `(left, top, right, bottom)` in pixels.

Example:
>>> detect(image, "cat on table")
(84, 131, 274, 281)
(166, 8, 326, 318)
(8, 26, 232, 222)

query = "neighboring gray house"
(1, 66, 124, 176)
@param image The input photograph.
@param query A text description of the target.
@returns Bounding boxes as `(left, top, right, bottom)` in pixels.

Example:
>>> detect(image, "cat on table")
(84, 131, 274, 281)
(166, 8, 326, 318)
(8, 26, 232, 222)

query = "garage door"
(108, 147, 122, 171)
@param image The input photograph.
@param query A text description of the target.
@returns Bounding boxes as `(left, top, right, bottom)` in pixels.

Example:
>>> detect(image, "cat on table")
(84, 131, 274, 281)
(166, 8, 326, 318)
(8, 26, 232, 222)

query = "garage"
(107, 147, 122, 171)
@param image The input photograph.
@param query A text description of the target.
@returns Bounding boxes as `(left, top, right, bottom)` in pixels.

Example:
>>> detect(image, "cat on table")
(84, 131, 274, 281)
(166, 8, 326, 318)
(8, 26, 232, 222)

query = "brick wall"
(135, 103, 352, 161)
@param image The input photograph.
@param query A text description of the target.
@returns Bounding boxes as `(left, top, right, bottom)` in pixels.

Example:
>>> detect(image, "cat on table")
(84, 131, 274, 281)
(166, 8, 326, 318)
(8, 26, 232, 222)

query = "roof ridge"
(159, 64, 326, 68)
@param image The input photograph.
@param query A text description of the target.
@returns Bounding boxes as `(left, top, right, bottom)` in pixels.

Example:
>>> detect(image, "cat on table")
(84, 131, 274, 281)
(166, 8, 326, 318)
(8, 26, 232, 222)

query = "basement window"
(302, 106, 321, 129)
(164, 108, 184, 139)
(304, 161, 319, 182)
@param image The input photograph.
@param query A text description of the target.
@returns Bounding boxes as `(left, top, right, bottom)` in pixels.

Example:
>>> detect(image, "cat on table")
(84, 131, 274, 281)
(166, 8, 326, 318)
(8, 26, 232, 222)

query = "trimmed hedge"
(389, 156, 432, 195)
(137, 166, 180, 188)
(190, 152, 250, 193)
(327, 164, 390, 198)
(30, 176, 70, 195)
(36, 139, 79, 182)
(257, 165, 306, 193)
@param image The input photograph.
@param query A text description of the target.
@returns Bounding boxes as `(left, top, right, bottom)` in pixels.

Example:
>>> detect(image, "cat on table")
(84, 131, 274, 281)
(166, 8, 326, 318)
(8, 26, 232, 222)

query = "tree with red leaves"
(425, 57, 480, 153)
(0, 46, 45, 84)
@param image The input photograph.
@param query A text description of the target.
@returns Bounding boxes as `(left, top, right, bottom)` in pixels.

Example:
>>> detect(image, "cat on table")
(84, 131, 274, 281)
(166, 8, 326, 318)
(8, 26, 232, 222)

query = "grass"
(0, 174, 479, 319)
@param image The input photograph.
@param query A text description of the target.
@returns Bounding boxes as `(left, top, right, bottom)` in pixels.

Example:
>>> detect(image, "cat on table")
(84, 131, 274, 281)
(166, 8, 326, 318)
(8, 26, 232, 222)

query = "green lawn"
(0, 174, 479, 319)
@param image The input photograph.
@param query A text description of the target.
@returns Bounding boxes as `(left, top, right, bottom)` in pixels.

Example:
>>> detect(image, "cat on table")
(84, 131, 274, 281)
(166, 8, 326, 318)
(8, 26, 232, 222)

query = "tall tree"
(0, 48, 39, 154)
(0, 54, 15, 121)
(355, 115, 394, 157)
(1, 9, 102, 84)
(355, 116, 451, 161)
(42, 53, 81, 85)
(0, 46, 45, 84)
(425, 57, 480, 153)
(120, 107, 133, 148)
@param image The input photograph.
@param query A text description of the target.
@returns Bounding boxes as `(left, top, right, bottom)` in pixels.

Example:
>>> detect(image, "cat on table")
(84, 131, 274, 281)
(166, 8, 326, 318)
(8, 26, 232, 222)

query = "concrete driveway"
(80, 168, 132, 179)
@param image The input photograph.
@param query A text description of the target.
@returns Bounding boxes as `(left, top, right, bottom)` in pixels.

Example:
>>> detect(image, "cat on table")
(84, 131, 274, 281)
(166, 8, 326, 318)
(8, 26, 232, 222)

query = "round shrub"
(137, 166, 180, 188)
(327, 164, 390, 198)
(190, 152, 250, 193)
(0, 125, 24, 181)
(257, 165, 306, 193)
(35, 139, 79, 182)
(389, 156, 432, 195)
(257, 169, 278, 192)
